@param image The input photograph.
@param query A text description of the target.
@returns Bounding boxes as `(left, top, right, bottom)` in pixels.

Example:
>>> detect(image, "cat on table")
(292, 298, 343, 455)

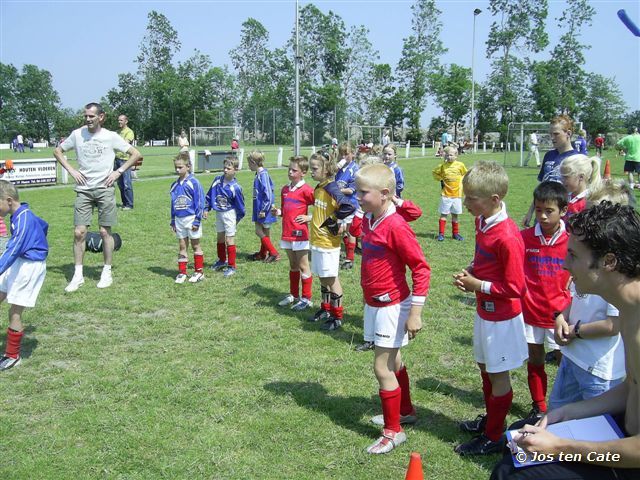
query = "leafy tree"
(0, 63, 20, 142)
(363, 63, 398, 126)
(397, 0, 446, 139)
(53, 108, 82, 141)
(431, 64, 472, 141)
(341, 25, 379, 123)
(16, 64, 61, 141)
(475, 84, 500, 139)
(579, 74, 626, 136)
(624, 110, 640, 132)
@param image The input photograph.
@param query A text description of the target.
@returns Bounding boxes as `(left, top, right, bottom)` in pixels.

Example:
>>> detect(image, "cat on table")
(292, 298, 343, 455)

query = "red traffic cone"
(405, 452, 424, 480)
(603, 159, 611, 179)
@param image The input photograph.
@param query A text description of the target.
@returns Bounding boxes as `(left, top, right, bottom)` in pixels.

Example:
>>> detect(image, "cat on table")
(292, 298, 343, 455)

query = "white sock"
(74, 265, 83, 278)
(102, 265, 112, 274)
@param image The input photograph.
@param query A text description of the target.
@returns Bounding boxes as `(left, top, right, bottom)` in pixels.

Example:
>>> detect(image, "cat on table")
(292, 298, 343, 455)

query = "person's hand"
(453, 269, 481, 293)
(515, 424, 565, 456)
(192, 224, 199, 232)
(295, 214, 311, 224)
(70, 168, 87, 186)
(405, 312, 422, 340)
(259, 212, 266, 219)
(337, 224, 346, 235)
(105, 170, 120, 187)
(554, 316, 572, 345)
(171, 224, 176, 233)
(203, 211, 208, 220)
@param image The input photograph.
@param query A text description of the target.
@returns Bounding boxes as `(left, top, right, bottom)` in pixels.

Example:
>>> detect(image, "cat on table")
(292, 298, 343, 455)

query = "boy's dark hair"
(568, 201, 640, 278)
(85, 102, 104, 114)
(533, 181, 568, 210)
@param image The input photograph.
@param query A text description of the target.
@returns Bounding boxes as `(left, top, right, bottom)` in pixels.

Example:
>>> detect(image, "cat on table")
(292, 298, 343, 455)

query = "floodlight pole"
(294, 0, 301, 155)
(470, 8, 481, 153)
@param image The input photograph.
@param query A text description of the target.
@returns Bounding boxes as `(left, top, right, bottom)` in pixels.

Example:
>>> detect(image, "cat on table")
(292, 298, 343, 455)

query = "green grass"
(0, 151, 636, 479)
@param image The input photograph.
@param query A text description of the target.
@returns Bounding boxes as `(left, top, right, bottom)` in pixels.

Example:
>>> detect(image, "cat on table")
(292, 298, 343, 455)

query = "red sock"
(5, 328, 23, 358)
(330, 305, 344, 320)
(217, 242, 227, 263)
(321, 302, 330, 313)
(194, 253, 204, 273)
(178, 260, 188, 275)
(259, 239, 268, 258)
(380, 388, 402, 433)
(395, 366, 415, 416)
(485, 390, 513, 441)
(481, 371, 492, 407)
(261, 236, 278, 256)
(227, 245, 237, 268)
(452, 221, 460, 236)
(301, 274, 313, 300)
(439, 218, 446, 235)
(527, 363, 548, 412)
(346, 241, 356, 261)
(289, 270, 301, 298)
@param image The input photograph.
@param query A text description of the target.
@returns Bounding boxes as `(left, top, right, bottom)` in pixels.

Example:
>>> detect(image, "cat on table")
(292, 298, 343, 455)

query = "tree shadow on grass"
(0, 325, 38, 360)
(452, 334, 472, 347)
(264, 381, 381, 438)
(453, 293, 476, 307)
(47, 264, 104, 282)
(416, 376, 486, 410)
(147, 265, 179, 279)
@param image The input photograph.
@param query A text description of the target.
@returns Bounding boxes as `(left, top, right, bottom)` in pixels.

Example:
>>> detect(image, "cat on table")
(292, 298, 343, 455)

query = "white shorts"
(524, 323, 560, 350)
(473, 313, 528, 373)
(280, 240, 310, 251)
(174, 215, 203, 239)
(439, 196, 463, 215)
(216, 210, 237, 236)
(311, 247, 340, 278)
(363, 296, 411, 349)
(0, 258, 46, 308)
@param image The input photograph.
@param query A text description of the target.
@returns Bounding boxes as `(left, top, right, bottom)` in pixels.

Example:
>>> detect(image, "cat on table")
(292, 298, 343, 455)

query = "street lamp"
(470, 8, 481, 152)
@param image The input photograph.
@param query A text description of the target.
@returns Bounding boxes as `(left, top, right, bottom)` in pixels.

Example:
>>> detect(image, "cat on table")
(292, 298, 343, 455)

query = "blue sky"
(1, 0, 638, 124)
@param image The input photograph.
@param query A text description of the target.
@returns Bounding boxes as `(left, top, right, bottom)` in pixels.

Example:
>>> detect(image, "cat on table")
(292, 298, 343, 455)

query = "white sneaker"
(188, 272, 204, 283)
(278, 294, 295, 306)
(175, 273, 188, 284)
(97, 272, 113, 289)
(366, 429, 407, 455)
(65, 276, 85, 293)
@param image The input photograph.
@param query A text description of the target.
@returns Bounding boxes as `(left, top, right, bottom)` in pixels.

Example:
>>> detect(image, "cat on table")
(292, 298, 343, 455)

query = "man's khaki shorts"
(74, 187, 117, 227)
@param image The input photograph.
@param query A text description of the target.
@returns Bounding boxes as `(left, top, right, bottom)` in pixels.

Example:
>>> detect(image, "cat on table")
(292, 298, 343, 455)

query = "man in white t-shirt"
(524, 131, 540, 167)
(54, 102, 142, 292)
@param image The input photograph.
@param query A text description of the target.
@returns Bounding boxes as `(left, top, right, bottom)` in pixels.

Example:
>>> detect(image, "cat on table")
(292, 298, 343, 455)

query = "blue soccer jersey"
(206, 175, 245, 222)
(170, 174, 205, 227)
(252, 168, 277, 224)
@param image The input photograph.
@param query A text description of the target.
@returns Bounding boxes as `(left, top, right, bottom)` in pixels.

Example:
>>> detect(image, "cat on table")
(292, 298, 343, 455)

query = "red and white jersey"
(564, 189, 588, 220)
(280, 181, 315, 242)
(521, 222, 571, 328)
(472, 204, 526, 321)
(360, 204, 431, 308)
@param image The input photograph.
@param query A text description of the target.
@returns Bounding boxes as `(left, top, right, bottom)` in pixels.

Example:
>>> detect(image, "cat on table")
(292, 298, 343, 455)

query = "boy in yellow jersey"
(432, 146, 467, 241)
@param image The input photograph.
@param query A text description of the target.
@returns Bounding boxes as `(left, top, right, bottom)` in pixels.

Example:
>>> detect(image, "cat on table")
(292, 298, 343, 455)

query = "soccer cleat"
(454, 434, 504, 456)
(249, 252, 265, 261)
(453, 233, 464, 241)
(355, 340, 375, 352)
(264, 254, 281, 263)
(341, 260, 354, 270)
(521, 404, 544, 426)
(188, 272, 204, 283)
(223, 267, 236, 278)
(437, 234, 445, 242)
(545, 350, 560, 365)
(310, 308, 331, 323)
(64, 276, 85, 293)
(0, 355, 21, 371)
(370, 411, 417, 426)
(291, 298, 313, 311)
(320, 318, 342, 331)
(459, 414, 487, 434)
(175, 273, 188, 284)
(366, 429, 407, 454)
(278, 294, 295, 306)
(97, 272, 113, 289)
(211, 260, 228, 271)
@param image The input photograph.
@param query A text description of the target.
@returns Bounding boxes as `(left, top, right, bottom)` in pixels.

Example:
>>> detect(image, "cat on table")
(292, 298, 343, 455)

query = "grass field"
(0, 149, 634, 479)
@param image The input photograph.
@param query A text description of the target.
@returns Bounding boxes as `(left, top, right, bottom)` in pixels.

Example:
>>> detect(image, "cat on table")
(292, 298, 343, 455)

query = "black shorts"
(624, 161, 640, 174)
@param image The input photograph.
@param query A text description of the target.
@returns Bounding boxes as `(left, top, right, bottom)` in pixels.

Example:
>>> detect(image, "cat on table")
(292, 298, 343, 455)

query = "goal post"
(189, 126, 241, 148)
(506, 121, 582, 167)
(346, 124, 392, 145)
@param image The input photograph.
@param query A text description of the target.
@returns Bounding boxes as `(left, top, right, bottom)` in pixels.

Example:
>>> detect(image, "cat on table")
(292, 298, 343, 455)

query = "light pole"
(470, 8, 481, 152)
(294, 0, 301, 155)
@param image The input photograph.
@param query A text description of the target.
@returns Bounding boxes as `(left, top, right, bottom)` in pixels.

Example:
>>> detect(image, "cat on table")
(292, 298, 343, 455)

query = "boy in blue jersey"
(170, 152, 206, 284)
(205, 156, 245, 278)
(382, 144, 405, 197)
(248, 150, 279, 262)
(335, 143, 359, 270)
(0, 180, 48, 370)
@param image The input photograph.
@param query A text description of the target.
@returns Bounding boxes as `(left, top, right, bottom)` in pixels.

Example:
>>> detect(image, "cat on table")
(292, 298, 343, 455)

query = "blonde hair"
(310, 151, 338, 178)
(370, 144, 383, 156)
(248, 150, 265, 167)
(289, 155, 309, 173)
(462, 161, 509, 198)
(0, 179, 18, 201)
(443, 146, 457, 157)
(338, 142, 352, 159)
(587, 179, 636, 207)
(174, 151, 190, 166)
(355, 163, 396, 192)
(383, 144, 397, 155)
(224, 156, 239, 170)
(560, 154, 601, 189)
(359, 155, 383, 166)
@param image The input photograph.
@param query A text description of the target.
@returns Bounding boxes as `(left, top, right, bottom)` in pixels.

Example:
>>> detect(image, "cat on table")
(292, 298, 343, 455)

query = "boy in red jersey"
(453, 161, 528, 455)
(520, 181, 571, 425)
(274, 156, 315, 310)
(355, 164, 431, 454)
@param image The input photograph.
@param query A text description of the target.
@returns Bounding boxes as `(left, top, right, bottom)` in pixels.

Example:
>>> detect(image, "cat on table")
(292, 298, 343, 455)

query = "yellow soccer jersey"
(432, 160, 467, 198)
(310, 180, 341, 249)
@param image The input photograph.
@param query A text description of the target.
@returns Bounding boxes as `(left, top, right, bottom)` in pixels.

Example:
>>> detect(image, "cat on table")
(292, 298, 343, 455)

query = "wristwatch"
(574, 320, 582, 339)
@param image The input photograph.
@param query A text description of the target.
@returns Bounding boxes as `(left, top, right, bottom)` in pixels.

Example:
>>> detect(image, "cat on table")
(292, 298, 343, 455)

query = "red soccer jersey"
(521, 224, 571, 328)
(280, 181, 315, 242)
(472, 213, 526, 321)
(360, 205, 431, 308)
(564, 190, 588, 220)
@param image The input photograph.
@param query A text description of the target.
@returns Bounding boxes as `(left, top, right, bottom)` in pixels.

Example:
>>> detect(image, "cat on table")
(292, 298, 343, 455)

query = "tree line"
(0, 0, 637, 145)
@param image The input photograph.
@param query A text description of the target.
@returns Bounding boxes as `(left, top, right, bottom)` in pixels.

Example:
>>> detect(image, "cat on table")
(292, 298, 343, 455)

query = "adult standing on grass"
(178, 130, 189, 152)
(115, 114, 135, 210)
(523, 115, 578, 227)
(54, 102, 142, 293)
(491, 201, 640, 479)
(615, 127, 640, 189)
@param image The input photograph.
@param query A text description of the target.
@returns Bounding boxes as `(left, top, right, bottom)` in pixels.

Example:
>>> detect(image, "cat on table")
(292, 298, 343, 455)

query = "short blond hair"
(224, 156, 239, 170)
(0, 180, 18, 201)
(338, 142, 352, 158)
(248, 150, 265, 167)
(443, 146, 457, 157)
(359, 155, 383, 166)
(289, 155, 309, 173)
(588, 179, 636, 207)
(355, 163, 396, 193)
(463, 161, 509, 198)
(310, 151, 338, 178)
(174, 151, 190, 166)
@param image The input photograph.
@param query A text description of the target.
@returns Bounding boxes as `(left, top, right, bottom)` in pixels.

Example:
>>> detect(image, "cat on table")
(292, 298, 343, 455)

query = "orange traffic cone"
(603, 159, 611, 179)
(405, 452, 424, 480)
